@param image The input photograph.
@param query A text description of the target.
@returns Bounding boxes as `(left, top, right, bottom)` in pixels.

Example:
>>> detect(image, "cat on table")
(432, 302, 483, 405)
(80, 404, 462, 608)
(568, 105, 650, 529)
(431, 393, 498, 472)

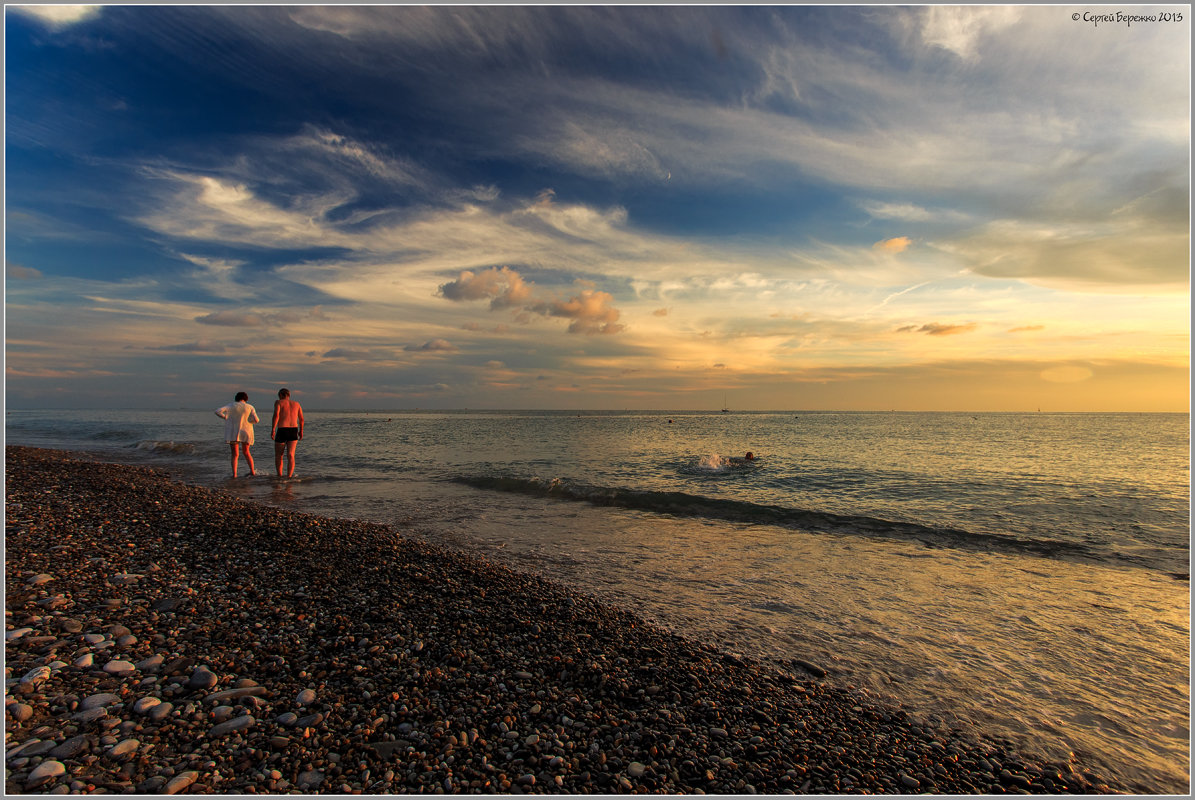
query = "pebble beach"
(5, 447, 1123, 795)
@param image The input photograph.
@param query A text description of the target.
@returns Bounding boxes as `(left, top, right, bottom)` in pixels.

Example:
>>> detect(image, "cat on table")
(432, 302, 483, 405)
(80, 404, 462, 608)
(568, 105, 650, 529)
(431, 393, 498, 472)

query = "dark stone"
(152, 598, 186, 613)
(49, 735, 91, 760)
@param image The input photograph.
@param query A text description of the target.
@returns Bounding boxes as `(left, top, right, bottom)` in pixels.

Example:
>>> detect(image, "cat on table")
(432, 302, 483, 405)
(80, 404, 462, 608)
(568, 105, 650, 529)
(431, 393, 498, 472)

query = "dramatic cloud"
(438, 267, 534, 309)
(531, 289, 625, 335)
(4, 6, 1187, 410)
(440, 266, 625, 335)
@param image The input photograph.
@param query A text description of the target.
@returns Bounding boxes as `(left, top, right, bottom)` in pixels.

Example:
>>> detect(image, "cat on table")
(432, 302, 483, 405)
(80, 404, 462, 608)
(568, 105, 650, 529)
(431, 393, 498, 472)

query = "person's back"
(271, 388, 305, 477)
(275, 397, 302, 428)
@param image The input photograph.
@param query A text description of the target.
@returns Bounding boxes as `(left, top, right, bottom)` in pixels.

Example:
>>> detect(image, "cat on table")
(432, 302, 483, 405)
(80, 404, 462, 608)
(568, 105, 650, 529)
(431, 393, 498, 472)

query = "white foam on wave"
(135, 440, 196, 455)
(695, 454, 729, 471)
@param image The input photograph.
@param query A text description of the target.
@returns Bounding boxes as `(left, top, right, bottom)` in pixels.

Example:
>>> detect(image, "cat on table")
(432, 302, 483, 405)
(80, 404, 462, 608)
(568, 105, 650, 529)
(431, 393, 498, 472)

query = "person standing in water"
(215, 392, 259, 477)
(271, 388, 305, 477)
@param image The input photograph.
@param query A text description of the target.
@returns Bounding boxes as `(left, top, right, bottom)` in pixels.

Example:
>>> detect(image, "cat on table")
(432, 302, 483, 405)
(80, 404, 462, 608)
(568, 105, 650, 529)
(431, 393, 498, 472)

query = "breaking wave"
(135, 440, 196, 455)
(453, 474, 1108, 564)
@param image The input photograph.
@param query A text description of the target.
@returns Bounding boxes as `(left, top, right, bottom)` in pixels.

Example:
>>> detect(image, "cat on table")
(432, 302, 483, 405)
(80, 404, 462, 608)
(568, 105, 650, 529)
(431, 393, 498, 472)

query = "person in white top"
(215, 392, 260, 477)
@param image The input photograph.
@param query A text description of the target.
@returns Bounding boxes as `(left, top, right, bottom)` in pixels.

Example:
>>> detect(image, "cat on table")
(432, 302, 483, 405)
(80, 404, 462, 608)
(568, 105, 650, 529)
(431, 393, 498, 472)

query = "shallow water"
(5, 409, 1190, 792)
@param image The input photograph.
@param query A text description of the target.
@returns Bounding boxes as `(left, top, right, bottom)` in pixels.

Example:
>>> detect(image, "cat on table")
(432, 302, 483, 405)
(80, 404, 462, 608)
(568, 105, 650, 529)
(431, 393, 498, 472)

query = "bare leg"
(229, 442, 239, 478)
(275, 442, 285, 476)
(285, 440, 298, 477)
(242, 443, 256, 476)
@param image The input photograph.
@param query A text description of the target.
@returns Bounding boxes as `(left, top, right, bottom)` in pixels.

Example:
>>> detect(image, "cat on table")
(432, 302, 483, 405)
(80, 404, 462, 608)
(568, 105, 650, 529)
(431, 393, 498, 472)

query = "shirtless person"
(271, 388, 305, 477)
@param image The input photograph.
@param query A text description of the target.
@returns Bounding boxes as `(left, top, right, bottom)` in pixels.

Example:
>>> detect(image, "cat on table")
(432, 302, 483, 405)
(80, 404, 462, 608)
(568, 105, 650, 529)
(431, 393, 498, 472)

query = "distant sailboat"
(721, 394, 730, 413)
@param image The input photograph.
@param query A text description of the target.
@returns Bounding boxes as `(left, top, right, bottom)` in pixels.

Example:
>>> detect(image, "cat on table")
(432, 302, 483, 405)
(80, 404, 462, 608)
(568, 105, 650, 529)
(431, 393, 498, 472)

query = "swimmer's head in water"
(745, 451, 754, 460)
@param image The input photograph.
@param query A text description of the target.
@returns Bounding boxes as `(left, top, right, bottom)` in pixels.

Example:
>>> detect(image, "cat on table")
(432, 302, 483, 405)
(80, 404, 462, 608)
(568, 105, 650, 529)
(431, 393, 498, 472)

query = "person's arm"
(297, 404, 305, 439)
(271, 401, 280, 439)
(215, 405, 228, 419)
(250, 406, 260, 424)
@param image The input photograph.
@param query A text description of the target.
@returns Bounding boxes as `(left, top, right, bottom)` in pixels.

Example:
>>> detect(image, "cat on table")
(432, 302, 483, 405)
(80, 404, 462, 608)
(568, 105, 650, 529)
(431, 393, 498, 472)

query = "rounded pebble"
(8, 702, 34, 723)
(188, 666, 219, 690)
(133, 696, 162, 714)
(81, 692, 122, 710)
(164, 771, 199, 795)
(107, 738, 140, 761)
(26, 759, 66, 788)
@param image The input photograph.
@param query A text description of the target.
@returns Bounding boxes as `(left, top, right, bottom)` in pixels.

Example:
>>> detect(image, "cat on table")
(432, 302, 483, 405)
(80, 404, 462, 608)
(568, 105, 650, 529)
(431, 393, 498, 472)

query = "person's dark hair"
(278, 388, 290, 399)
(235, 392, 248, 402)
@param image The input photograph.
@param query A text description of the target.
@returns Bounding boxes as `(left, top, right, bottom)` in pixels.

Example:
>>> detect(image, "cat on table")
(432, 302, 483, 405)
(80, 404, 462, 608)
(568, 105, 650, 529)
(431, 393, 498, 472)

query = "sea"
(4, 408, 1189, 793)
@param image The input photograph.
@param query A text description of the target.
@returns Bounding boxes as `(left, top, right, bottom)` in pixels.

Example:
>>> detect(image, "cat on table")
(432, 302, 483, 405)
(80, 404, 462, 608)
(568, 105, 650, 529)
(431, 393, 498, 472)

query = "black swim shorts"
(275, 427, 300, 442)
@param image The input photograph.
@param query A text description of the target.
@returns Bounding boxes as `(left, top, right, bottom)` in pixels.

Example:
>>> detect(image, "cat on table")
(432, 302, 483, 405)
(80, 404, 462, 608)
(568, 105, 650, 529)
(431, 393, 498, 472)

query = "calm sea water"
(5, 409, 1190, 793)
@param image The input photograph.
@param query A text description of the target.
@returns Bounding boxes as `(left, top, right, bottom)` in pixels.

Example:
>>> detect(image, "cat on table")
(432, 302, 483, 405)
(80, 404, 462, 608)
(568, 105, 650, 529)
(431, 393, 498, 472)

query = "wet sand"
(4, 447, 1120, 794)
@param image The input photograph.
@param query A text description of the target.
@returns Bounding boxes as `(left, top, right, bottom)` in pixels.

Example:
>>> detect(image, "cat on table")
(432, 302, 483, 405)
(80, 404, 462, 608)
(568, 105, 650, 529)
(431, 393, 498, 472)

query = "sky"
(4, 5, 1190, 411)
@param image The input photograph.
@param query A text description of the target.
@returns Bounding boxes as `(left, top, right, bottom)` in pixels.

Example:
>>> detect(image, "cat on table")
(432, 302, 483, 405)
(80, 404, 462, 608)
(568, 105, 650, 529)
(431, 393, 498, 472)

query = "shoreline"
(5, 446, 1122, 794)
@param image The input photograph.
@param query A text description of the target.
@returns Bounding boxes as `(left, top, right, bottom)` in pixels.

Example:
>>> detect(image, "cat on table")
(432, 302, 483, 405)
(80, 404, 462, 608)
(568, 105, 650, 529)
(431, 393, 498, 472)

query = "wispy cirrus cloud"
(194, 307, 328, 328)
(148, 341, 228, 353)
(7, 264, 43, 280)
(917, 6, 1022, 60)
(897, 322, 979, 337)
(9, 5, 102, 30)
(321, 348, 385, 361)
(874, 236, 912, 253)
(404, 339, 458, 352)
